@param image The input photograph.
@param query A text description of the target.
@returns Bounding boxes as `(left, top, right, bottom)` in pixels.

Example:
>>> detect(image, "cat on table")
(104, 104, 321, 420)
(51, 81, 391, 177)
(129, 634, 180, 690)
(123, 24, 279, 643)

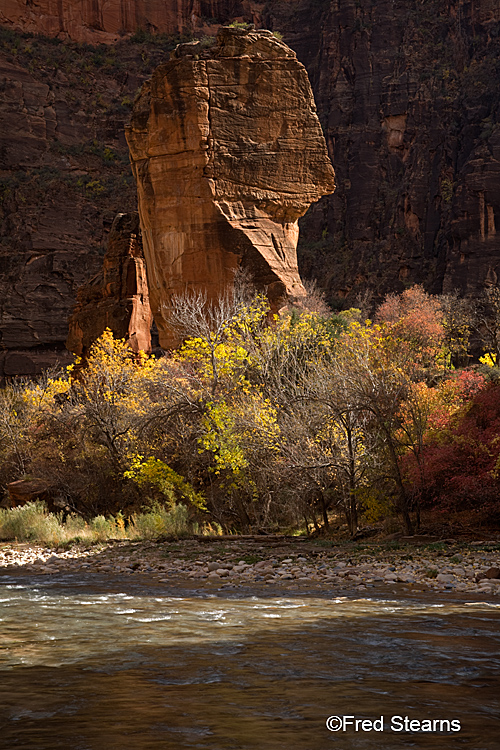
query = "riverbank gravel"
(1, 538, 500, 598)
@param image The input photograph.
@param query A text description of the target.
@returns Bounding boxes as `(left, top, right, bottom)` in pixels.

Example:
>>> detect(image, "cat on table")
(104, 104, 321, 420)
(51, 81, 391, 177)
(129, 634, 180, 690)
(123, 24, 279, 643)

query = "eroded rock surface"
(268, 0, 500, 303)
(67, 212, 152, 356)
(2, 2, 499, 376)
(0, 0, 263, 44)
(126, 26, 335, 347)
(0, 42, 148, 379)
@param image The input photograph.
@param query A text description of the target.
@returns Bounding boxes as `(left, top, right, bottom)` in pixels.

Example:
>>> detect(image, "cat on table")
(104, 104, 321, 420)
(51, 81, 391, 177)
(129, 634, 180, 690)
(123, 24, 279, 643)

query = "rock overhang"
(126, 25, 336, 348)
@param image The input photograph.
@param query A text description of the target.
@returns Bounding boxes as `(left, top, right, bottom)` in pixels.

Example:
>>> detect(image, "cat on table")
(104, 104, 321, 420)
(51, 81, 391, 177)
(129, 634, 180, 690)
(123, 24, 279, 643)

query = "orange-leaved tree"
(376, 285, 445, 371)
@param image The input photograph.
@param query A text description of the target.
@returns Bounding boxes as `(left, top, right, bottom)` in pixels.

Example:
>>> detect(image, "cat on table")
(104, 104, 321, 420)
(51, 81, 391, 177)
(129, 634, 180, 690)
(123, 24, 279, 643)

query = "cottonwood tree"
(167, 274, 268, 396)
(438, 291, 473, 368)
(0, 383, 31, 479)
(278, 361, 378, 535)
(0, 369, 72, 485)
(327, 322, 418, 533)
(161, 285, 286, 529)
(68, 330, 155, 469)
(245, 308, 374, 534)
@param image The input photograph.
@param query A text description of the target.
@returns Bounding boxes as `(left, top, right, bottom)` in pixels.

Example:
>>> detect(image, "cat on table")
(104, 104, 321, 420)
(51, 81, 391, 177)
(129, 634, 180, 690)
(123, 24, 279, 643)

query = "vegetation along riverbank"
(2, 284, 500, 544)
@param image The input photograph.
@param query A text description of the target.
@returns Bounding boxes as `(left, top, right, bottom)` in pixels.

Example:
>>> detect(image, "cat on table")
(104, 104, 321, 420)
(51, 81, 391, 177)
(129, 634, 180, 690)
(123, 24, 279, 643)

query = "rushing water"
(0, 574, 499, 749)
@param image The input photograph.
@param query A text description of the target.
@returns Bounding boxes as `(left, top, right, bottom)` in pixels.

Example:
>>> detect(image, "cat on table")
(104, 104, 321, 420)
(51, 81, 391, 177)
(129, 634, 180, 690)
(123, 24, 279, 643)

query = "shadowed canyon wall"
(0, 0, 499, 373)
(66, 211, 152, 357)
(268, 0, 500, 306)
(0, 32, 170, 378)
(126, 26, 335, 347)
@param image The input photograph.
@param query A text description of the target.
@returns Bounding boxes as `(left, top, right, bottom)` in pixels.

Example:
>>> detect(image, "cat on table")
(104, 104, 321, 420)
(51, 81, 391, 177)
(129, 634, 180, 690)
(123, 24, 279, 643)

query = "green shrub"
(62, 514, 95, 544)
(129, 503, 190, 539)
(124, 456, 206, 510)
(0, 501, 64, 544)
(90, 514, 121, 541)
(227, 22, 252, 29)
(0, 502, 126, 545)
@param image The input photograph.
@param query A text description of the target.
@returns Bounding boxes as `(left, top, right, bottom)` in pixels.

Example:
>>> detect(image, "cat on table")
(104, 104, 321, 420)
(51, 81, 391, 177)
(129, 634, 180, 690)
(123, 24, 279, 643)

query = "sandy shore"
(1, 536, 500, 599)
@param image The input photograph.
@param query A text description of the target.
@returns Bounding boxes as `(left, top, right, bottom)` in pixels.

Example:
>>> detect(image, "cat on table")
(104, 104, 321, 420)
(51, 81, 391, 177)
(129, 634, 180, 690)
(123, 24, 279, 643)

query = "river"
(0, 573, 499, 749)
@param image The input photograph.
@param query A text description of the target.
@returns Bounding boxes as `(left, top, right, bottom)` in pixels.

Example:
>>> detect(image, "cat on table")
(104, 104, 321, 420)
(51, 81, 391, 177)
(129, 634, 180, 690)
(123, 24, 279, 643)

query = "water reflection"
(0, 577, 499, 749)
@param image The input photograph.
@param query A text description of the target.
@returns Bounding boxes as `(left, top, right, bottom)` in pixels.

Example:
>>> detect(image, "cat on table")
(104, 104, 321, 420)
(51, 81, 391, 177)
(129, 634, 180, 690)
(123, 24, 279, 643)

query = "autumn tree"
(396, 370, 486, 527)
(400, 382, 500, 524)
(159, 287, 287, 529)
(247, 307, 348, 530)
(68, 330, 156, 470)
(438, 291, 473, 367)
(0, 369, 70, 483)
(273, 345, 378, 536)
(376, 285, 445, 371)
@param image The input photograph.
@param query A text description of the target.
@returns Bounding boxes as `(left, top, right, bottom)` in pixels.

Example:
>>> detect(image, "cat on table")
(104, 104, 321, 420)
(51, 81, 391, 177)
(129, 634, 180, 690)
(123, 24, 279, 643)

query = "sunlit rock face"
(126, 25, 335, 347)
(66, 212, 152, 357)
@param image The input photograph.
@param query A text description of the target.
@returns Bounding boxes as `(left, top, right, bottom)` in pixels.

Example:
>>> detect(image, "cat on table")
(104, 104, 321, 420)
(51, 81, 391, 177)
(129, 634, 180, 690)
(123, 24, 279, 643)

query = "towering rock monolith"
(126, 25, 336, 348)
(66, 212, 152, 357)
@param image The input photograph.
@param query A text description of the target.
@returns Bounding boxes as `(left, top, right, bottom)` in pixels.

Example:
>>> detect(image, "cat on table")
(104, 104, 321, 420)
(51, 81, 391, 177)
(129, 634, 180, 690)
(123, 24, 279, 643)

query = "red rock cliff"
(126, 26, 335, 347)
(266, 0, 500, 303)
(66, 212, 152, 356)
(0, 0, 263, 43)
(1, 1, 500, 377)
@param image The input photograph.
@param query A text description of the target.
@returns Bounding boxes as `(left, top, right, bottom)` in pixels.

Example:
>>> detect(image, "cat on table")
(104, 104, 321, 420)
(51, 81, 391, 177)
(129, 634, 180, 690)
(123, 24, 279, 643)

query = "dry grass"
(0, 501, 192, 545)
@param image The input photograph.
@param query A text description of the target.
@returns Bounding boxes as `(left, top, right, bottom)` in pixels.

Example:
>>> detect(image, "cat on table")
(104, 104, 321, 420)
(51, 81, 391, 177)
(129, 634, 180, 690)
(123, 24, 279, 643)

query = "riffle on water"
(0, 576, 499, 749)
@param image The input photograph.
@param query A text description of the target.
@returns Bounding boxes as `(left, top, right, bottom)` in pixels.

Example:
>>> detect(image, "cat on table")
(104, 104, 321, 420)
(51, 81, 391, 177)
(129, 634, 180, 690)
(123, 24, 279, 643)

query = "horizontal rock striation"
(126, 26, 335, 347)
(67, 212, 152, 356)
(0, 37, 153, 379)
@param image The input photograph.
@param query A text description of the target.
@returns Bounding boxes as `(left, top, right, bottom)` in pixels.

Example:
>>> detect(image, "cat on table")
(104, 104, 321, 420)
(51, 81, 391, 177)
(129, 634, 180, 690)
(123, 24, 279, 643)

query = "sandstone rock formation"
(1, 1, 500, 375)
(1, 0, 187, 43)
(67, 212, 152, 356)
(0, 37, 150, 379)
(5, 478, 50, 508)
(5, 478, 70, 513)
(126, 26, 336, 347)
(0, 0, 260, 43)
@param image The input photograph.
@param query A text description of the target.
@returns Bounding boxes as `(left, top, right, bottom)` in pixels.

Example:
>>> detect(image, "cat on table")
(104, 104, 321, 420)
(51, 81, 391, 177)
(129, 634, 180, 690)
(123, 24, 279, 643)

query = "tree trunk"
(312, 511, 321, 533)
(350, 493, 358, 535)
(347, 422, 358, 535)
(319, 491, 330, 531)
(233, 494, 251, 531)
(384, 427, 414, 535)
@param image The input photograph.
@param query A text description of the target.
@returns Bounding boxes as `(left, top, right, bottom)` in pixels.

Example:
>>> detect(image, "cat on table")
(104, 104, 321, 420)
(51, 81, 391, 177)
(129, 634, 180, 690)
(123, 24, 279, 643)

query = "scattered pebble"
(0, 539, 499, 599)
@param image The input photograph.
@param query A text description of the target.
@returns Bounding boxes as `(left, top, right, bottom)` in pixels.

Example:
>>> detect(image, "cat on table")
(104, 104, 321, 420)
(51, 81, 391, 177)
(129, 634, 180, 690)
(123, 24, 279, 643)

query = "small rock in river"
(436, 574, 455, 583)
(484, 567, 500, 579)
